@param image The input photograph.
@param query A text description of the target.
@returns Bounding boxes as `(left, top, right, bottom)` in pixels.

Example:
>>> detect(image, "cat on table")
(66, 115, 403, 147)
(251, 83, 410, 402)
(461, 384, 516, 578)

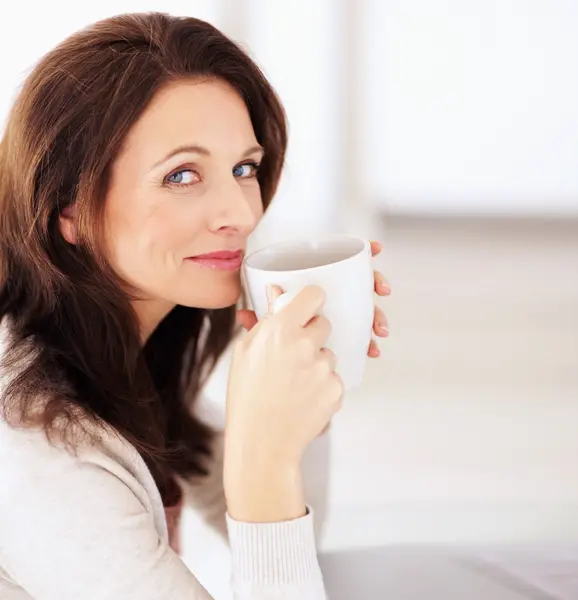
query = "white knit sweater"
(0, 333, 327, 599)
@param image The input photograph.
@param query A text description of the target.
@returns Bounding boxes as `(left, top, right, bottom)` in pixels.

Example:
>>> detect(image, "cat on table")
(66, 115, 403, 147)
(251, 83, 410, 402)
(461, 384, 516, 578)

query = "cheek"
(103, 200, 139, 271)
(146, 204, 201, 250)
(103, 196, 193, 276)
(248, 186, 265, 221)
(111, 198, 204, 254)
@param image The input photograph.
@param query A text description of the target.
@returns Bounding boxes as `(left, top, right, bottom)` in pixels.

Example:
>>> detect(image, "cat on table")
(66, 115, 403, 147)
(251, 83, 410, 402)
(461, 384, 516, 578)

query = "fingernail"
(378, 323, 389, 334)
(380, 281, 391, 293)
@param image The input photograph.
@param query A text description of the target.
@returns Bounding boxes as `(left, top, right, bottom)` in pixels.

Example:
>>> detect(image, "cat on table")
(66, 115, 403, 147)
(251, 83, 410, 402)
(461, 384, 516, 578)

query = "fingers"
(368, 339, 381, 358)
(318, 348, 343, 402)
(280, 285, 326, 327)
(370, 240, 391, 297)
(236, 309, 258, 332)
(369, 304, 388, 358)
(319, 347, 337, 371)
(372, 262, 390, 360)
(374, 270, 391, 296)
(304, 315, 332, 350)
(370, 240, 383, 257)
(373, 305, 389, 337)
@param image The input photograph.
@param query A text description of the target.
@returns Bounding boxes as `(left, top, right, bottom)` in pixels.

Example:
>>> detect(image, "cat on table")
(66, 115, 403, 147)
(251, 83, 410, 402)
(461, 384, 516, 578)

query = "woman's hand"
(237, 240, 390, 356)
(224, 285, 342, 522)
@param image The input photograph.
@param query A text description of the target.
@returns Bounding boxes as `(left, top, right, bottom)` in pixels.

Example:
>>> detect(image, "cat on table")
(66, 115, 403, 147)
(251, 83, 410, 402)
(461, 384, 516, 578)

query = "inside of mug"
(245, 236, 365, 272)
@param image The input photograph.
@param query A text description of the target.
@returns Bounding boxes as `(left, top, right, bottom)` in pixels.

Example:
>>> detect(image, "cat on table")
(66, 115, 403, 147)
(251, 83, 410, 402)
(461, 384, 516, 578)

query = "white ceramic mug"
(243, 235, 374, 391)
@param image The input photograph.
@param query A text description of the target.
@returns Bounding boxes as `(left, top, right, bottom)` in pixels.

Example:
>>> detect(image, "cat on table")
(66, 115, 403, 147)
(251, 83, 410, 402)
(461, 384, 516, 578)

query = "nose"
(208, 177, 259, 235)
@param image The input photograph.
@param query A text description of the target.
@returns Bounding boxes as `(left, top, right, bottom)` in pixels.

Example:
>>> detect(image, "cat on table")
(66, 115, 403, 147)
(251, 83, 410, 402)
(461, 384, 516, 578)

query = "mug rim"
(244, 234, 370, 273)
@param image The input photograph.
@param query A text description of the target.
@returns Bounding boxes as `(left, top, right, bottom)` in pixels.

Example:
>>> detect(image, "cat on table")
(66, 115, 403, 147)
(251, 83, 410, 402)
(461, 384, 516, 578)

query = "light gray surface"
(319, 547, 549, 600)
(465, 546, 578, 600)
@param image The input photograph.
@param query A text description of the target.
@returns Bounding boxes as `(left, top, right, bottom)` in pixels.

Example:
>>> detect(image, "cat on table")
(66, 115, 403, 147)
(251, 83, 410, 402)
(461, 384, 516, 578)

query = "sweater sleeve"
(0, 424, 327, 600)
(227, 511, 327, 599)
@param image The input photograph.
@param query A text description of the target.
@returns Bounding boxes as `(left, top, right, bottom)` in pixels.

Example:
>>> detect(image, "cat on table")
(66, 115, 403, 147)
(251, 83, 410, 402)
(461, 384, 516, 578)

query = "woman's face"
(103, 80, 264, 333)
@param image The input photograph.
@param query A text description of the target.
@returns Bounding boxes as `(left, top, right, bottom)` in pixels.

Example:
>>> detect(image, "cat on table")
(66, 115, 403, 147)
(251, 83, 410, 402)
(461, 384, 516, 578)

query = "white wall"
(241, 0, 349, 249)
(0, 1, 220, 125)
(360, 0, 578, 215)
(5, 1, 573, 226)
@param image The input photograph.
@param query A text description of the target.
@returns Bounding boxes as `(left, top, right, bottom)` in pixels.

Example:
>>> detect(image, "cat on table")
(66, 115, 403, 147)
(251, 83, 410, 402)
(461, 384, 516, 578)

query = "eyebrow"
(152, 144, 265, 169)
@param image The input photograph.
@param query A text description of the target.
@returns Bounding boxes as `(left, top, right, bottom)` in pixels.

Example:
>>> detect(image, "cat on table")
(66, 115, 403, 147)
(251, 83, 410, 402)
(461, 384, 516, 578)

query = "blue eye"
(166, 169, 198, 186)
(233, 162, 260, 178)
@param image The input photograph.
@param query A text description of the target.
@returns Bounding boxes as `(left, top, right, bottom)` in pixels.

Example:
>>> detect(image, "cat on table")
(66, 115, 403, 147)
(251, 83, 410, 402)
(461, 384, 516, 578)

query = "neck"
(133, 299, 176, 343)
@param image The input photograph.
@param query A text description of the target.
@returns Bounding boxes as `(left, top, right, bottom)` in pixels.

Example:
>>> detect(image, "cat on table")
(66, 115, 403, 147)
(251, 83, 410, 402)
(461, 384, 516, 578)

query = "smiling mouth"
(185, 249, 244, 271)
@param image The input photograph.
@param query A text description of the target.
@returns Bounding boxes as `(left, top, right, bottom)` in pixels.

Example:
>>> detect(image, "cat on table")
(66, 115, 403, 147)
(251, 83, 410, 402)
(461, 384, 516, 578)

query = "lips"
(186, 249, 243, 271)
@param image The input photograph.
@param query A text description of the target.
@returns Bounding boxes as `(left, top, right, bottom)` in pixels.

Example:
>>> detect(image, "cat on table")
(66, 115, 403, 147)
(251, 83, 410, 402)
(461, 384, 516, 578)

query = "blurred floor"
(320, 214, 578, 549)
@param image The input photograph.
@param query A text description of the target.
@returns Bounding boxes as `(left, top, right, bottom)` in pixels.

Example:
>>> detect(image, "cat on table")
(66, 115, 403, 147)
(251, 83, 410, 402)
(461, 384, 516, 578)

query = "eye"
(233, 162, 260, 179)
(165, 169, 199, 186)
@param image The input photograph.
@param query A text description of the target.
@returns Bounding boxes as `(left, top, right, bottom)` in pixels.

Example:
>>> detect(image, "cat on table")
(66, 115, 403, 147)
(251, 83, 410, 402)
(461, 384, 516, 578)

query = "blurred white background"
(2, 1, 577, 597)
(5, 1, 577, 235)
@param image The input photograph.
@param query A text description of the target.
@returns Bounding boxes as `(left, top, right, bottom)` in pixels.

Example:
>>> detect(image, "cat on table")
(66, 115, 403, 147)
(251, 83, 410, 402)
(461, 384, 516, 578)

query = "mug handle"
(272, 290, 323, 317)
(271, 291, 298, 314)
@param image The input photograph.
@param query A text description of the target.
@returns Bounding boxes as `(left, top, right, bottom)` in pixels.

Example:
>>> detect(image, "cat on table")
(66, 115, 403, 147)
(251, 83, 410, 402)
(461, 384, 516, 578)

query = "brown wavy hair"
(0, 12, 287, 499)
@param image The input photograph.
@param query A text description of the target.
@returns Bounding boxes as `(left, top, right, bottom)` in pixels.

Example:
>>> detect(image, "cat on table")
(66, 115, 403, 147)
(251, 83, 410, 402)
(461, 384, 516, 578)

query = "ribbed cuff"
(226, 506, 323, 587)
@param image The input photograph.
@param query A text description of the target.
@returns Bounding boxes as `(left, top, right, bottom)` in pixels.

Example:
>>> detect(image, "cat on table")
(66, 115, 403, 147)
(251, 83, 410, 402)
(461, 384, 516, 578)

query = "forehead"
(120, 78, 258, 164)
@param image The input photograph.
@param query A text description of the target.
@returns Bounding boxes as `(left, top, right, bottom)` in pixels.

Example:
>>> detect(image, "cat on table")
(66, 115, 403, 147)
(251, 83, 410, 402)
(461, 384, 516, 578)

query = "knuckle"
(322, 347, 336, 365)
(314, 355, 332, 376)
(324, 346, 335, 358)
(319, 315, 332, 336)
(296, 335, 316, 357)
(268, 313, 289, 334)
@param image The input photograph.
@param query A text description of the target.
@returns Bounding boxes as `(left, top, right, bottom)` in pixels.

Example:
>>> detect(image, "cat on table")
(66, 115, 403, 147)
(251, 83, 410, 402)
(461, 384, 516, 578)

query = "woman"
(0, 12, 390, 600)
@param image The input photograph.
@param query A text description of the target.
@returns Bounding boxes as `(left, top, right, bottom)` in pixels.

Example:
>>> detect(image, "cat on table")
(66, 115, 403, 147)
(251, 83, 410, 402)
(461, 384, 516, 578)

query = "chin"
(175, 278, 243, 310)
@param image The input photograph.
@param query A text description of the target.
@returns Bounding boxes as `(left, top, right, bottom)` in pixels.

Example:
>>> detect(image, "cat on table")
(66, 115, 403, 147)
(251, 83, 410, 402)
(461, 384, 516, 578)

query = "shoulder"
(0, 413, 159, 517)
(0, 418, 200, 600)
(0, 318, 154, 505)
